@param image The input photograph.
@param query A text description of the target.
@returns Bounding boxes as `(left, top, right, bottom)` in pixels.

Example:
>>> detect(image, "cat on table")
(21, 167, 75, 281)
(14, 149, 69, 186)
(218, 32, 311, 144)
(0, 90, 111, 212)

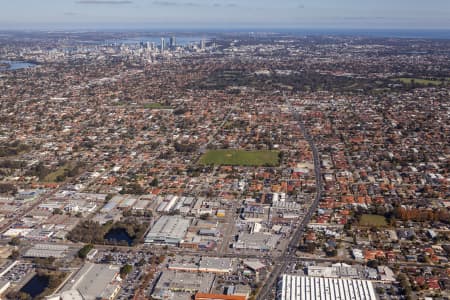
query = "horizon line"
(1, 26, 450, 32)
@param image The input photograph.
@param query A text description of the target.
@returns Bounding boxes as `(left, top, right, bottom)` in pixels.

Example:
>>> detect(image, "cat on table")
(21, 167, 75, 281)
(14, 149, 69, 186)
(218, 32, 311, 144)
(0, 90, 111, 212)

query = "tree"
(33, 257, 55, 268)
(78, 244, 94, 259)
(367, 259, 379, 269)
(120, 264, 133, 278)
(278, 151, 284, 163)
(55, 174, 66, 182)
(6, 291, 31, 300)
(8, 236, 21, 246)
(325, 248, 337, 257)
(53, 208, 63, 215)
(150, 178, 159, 187)
(0, 183, 18, 195)
(199, 213, 210, 220)
(121, 182, 145, 195)
(9, 249, 20, 260)
(123, 210, 132, 217)
(174, 142, 198, 153)
(305, 242, 316, 253)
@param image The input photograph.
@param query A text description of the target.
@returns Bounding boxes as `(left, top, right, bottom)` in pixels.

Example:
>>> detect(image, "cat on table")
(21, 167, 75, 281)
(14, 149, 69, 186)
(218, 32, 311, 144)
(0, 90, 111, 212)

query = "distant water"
(127, 28, 449, 39)
(0, 60, 37, 71)
(256, 28, 450, 39)
(99, 27, 449, 39)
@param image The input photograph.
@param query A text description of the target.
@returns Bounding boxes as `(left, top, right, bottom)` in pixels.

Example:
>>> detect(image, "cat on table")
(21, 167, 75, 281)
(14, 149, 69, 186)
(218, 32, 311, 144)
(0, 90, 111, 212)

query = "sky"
(0, 0, 449, 30)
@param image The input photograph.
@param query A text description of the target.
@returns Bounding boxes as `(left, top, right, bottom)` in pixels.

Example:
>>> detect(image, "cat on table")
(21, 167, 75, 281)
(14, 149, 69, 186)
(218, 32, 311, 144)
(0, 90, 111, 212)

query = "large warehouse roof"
(278, 274, 377, 300)
(145, 216, 191, 245)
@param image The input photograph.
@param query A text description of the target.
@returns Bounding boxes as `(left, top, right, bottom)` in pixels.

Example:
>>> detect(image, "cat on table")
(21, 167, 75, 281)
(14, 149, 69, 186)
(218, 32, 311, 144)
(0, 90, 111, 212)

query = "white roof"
(278, 274, 377, 300)
(145, 216, 190, 243)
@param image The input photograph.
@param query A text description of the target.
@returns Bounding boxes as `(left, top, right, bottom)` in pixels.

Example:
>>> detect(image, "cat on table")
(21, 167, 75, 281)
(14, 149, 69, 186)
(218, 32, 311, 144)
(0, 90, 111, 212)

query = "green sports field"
(394, 78, 446, 86)
(143, 103, 171, 109)
(199, 150, 280, 166)
(359, 214, 387, 227)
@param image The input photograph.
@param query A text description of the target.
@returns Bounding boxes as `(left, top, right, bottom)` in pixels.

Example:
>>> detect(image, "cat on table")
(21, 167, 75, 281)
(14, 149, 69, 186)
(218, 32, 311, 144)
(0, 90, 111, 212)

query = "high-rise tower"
(169, 36, 176, 48)
(161, 38, 165, 52)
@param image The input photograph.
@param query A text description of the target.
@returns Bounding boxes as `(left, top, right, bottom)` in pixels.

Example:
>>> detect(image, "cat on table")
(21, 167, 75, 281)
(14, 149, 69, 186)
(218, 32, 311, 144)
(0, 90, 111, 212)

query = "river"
(0, 60, 37, 71)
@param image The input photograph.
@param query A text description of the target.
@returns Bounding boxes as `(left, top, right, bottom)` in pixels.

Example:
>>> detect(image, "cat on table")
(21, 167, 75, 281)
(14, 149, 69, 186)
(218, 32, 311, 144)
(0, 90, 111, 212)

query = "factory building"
(50, 263, 121, 300)
(145, 216, 191, 246)
(277, 274, 377, 300)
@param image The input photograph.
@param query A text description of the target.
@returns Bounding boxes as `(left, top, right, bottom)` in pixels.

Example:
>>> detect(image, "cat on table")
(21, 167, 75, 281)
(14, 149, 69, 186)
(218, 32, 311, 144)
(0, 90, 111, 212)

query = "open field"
(199, 150, 280, 166)
(42, 163, 81, 183)
(42, 165, 69, 182)
(359, 214, 387, 227)
(393, 77, 447, 86)
(143, 103, 171, 109)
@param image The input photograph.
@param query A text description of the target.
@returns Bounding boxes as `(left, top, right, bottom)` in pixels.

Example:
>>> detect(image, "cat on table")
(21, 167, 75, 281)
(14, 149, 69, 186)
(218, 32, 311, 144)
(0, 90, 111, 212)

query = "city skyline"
(1, 0, 449, 30)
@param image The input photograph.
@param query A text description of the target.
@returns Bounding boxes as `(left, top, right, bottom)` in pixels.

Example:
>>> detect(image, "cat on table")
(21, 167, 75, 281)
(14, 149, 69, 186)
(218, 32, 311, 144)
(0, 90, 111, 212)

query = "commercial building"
(152, 270, 214, 299)
(306, 263, 359, 279)
(377, 266, 395, 282)
(161, 37, 166, 52)
(167, 256, 234, 274)
(0, 280, 11, 297)
(24, 243, 69, 259)
(170, 36, 176, 48)
(195, 293, 247, 300)
(167, 255, 200, 273)
(233, 232, 280, 251)
(242, 260, 266, 273)
(54, 263, 121, 300)
(277, 274, 377, 300)
(198, 257, 234, 274)
(46, 290, 83, 300)
(145, 216, 191, 246)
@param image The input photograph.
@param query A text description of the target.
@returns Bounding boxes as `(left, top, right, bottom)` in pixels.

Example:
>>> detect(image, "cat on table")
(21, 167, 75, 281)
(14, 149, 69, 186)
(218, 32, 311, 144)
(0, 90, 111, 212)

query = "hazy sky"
(1, 0, 449, 30)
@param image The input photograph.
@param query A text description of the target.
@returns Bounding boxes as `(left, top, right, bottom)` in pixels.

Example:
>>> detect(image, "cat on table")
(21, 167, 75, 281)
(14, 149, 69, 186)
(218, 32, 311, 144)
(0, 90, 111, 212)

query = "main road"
(256, 101, 323, 300)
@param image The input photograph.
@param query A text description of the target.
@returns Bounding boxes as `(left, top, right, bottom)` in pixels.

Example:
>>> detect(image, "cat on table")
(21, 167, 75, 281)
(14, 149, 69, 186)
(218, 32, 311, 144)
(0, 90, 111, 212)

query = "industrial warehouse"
(277, 274, 377, 300)
(145, 216, 191, 246)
